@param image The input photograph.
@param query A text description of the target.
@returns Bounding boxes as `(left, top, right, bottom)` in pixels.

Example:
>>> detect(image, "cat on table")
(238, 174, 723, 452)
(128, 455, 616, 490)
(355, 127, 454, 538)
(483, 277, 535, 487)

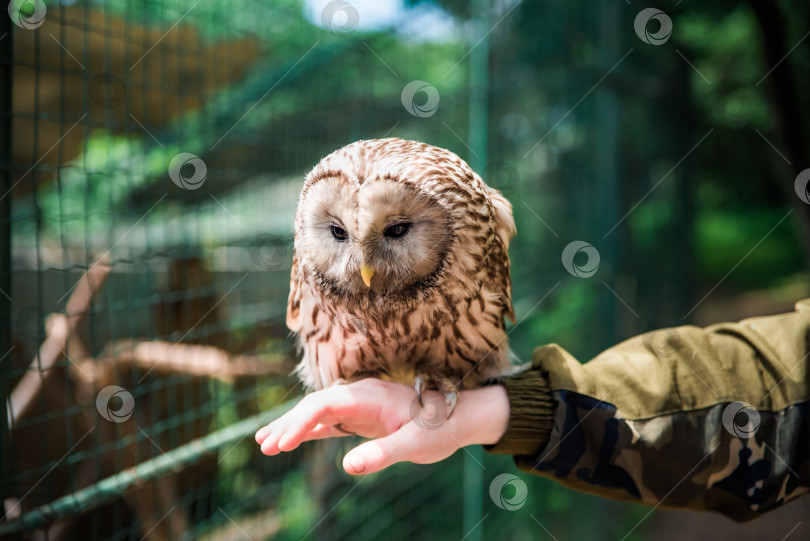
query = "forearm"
(450, 385, 511, 447)
(488, 300, 810, 521)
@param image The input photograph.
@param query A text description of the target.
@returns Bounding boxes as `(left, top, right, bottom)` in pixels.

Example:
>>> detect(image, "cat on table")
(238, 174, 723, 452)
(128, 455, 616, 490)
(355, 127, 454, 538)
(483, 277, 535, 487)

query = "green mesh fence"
(1, 0, 701, 539)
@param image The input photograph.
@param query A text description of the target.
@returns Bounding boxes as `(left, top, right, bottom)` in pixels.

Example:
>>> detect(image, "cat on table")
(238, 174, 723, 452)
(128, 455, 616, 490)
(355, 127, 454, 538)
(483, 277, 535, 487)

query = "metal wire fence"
(1, 0, 695, 539)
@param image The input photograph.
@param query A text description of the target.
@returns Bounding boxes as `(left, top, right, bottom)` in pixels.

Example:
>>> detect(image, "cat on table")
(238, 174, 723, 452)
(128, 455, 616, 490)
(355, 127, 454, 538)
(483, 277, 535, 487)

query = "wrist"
(450, 385, 510, 447)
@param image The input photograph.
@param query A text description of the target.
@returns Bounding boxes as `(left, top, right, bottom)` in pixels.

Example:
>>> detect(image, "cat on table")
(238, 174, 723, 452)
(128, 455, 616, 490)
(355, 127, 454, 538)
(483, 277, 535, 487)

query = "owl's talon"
(444, 390, 458, 418)
(415, 375, 458, 417)
(414, 375, 428, 406)
(439, 378, 459, 418)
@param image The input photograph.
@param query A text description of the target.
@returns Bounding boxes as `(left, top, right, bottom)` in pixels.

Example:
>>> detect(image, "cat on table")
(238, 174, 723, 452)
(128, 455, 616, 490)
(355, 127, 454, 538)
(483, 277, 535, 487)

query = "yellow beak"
(360, 263, 375, 288)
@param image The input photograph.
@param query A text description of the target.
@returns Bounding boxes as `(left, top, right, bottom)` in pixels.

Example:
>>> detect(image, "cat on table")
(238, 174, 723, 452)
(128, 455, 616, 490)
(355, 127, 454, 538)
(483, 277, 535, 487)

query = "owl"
(286, 138, 516, 415)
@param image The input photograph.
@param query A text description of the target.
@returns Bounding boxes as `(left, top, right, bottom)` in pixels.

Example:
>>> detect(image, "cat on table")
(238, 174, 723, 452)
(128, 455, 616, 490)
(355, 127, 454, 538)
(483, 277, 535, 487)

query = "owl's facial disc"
(298, 176, 451, 297)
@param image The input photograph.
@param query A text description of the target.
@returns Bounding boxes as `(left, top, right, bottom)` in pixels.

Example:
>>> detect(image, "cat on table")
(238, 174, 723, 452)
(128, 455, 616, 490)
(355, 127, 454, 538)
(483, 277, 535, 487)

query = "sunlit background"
(2, 0, 809, 539)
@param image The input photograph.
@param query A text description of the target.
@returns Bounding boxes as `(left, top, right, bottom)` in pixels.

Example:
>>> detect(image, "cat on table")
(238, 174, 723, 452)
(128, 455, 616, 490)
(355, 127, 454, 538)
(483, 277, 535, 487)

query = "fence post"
(594, 0, 622, 348)
(464, 0, 491, 539)
(0, 10, 14, 514)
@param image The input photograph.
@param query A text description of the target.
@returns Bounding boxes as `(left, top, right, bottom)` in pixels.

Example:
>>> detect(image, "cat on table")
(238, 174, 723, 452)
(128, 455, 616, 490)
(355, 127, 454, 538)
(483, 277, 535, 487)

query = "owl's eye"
(384, 223, 411, 239)
(330, 225, 348, 242)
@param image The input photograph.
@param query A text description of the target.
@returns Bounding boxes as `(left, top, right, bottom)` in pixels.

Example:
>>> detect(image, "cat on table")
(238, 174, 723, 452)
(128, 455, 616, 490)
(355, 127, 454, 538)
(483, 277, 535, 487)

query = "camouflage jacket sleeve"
(485, 299, 810, 521)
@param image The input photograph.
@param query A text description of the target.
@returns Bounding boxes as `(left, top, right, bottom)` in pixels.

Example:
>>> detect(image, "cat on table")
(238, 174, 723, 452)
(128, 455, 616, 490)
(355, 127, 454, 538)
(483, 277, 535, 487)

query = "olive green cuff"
(483, 360, 554, 456)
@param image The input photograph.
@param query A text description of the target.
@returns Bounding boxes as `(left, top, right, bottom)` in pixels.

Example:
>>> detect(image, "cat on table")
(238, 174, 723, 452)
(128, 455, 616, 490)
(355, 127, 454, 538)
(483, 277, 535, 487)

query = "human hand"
(254, 378, 510, 475)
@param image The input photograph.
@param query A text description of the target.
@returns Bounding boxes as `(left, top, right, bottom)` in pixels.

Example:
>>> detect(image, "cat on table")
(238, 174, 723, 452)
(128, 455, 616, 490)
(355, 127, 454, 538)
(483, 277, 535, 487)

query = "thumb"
(343, 427, 421, 475)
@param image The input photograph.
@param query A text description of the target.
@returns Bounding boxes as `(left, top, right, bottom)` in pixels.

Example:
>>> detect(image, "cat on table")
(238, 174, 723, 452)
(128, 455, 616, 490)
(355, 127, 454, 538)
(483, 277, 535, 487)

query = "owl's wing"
(488, 188, 517, 249)
(487, 188, 517, 324)
(286, 251, 303, 332)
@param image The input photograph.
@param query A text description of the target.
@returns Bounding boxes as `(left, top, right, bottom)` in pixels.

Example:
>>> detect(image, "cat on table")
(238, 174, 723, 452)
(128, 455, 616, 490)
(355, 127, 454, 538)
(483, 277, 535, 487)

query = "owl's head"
(294, 138, 493, 303)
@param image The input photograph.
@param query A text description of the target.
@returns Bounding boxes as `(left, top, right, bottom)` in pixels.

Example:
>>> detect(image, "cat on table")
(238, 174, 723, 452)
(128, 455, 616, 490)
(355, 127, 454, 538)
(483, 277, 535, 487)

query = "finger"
(255, 407, 299, 445)
(277, 412, 332, 452)
(259, 381, 387, 453)
(256, 413, 293, 448)
(260, 412, 310, 455)
(255, 422, 277, 444)
(256, 403, 323, 453)
(301, 423, 352, 441)
(260, 423, 287, 456)
(276, 387, 360, 451)
(261, 408, 339, 454)
(342, 425, 423, 475)
(269, 423, 353, 451)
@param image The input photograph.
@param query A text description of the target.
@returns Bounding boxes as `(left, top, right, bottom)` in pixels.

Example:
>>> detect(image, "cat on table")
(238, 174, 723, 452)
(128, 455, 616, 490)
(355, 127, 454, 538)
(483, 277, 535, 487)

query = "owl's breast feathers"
(286, 138, 517, 391)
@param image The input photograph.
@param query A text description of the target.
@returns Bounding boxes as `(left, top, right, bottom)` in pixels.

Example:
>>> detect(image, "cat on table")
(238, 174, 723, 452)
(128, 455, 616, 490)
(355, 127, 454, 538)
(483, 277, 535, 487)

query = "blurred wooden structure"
(5, 256, 288, 540)
(11, 6, 261, 195)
